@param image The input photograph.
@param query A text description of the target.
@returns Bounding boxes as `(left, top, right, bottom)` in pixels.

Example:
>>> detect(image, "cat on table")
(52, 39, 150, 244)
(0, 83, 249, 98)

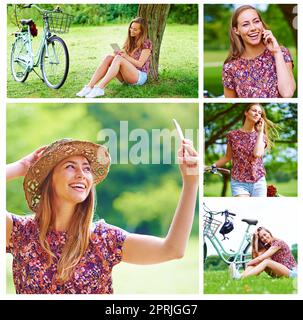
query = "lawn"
(204, 270, 297, 294)
(7, 24, 198, 98)
(6, 237, 199, 294)
(203, 179, 297, 197)
(204, 48, 298, 97)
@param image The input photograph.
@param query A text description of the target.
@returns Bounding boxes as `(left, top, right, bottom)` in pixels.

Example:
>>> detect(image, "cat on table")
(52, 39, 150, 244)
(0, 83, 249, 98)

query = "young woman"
(210, 103, 278, 197)
(222, 5, 296, 98)
(230, 227, 297, 279)
(6, 138, 198, 294)
(76, 17, 152, 98)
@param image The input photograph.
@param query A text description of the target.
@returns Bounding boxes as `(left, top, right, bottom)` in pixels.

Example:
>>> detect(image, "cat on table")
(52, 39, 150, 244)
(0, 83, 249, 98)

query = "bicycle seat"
(20, 19, 33, 26)
(241, 219, 258, 225)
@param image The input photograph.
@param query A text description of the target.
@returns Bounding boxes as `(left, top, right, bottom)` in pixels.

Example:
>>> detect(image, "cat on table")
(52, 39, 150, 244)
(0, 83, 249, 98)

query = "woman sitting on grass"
(76, 17, 152, 98)
(229, 226, 297, 279)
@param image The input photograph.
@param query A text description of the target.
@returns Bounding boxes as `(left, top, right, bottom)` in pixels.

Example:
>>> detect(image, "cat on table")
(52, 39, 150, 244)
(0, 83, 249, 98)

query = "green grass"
(7, 24, 198, 98)
(204, 179, 297, 197)
(204, 270, 297, 294)
(204, 48, 298, 97)
(6, 237, 199, 294)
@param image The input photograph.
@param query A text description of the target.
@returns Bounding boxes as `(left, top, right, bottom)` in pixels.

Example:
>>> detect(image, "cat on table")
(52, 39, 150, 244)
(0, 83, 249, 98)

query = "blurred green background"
(204, 4, 298, 97)
(7, 4, 198, 98)
(6, 103, 199, 294)
(204, 103, 297, 197)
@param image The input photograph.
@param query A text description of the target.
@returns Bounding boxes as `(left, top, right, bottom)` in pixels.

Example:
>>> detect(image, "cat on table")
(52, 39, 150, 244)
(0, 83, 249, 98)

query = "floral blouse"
(227, 130, 266, 183)
(270, 239, 297, 270)
(222, 47, 293, 98)
(6, 215, 127, 294)
(130, 38, 152, 74)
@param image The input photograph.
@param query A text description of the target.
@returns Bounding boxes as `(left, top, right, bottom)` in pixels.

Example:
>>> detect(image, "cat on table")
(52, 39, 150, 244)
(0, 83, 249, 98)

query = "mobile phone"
(173, 118, 185, 141)
(110, 43, 121, 51)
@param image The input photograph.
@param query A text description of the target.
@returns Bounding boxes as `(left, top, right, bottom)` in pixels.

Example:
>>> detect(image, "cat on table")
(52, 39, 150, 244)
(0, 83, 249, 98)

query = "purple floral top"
(130, 38, 152, 74)
(6, 215, 127, 294)
(270, 239, 297, 270)
(227, 130, 266, 183)
(222, 47, 293, 98)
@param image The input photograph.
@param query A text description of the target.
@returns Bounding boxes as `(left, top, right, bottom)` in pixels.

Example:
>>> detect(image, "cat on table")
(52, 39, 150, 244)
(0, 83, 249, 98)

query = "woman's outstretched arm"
(122, 139, 198, 264)
(6, 146, 46, 245)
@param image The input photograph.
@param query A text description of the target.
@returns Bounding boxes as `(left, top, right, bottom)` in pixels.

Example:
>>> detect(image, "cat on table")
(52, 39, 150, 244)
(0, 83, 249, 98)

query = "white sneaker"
(229, 262, 241, 279)
(76, 85, 92, 97)
(85, 86, 105, 98)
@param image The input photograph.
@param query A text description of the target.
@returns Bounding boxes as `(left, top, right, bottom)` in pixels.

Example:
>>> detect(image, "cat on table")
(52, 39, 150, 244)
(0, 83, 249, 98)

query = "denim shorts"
(130, 70, 147, 86)
(231, 176, 267, 197)
(289, 267, 297, 278)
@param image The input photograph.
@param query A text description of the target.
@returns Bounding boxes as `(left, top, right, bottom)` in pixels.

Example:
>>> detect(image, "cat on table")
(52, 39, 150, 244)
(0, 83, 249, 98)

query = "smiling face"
(245, 104, 263, 124)
(52, 155, 94, 206)
(258, 229, 273, 246)
(129, 22, 141, 38)
(234, 9, 265, 47)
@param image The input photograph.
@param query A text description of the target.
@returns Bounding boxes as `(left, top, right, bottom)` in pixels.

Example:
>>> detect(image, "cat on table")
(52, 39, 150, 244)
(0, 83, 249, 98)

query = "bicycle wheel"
(40, 36, 69, 89)
(11, 37, 29, 82)
(240, 243, 251, 270)
(203, 242, 207, 263)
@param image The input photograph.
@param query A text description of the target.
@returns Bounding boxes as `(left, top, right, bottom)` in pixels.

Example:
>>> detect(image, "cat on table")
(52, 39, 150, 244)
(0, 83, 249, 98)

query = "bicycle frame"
(13, 5, 55, 72)
(204, 223, 252, 266)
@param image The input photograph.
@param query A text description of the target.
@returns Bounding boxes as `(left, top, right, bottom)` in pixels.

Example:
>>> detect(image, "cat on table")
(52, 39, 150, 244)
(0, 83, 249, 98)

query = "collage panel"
(6, 103, 199, 295)
(203, 198, 298, 294)
(204, 102, 298, 198)
(7, 3, 198, 98)
(204, 3, 297, 98)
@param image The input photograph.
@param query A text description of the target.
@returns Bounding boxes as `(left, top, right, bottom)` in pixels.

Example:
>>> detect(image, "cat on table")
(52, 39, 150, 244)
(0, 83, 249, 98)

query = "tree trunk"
(138, 4, 171, 80)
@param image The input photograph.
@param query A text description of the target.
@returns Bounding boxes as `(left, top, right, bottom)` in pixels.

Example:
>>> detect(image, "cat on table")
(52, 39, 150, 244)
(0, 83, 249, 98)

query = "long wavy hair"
(242, 103, 279, 151)
(252, 227, 273, 258)
(35, 170, 95, 282)
(224, 5, 268, 64)
(123, 17, 148, 55)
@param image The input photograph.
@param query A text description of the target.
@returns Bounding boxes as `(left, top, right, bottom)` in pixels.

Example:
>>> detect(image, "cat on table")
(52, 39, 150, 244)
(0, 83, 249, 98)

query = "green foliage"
(168, 4, 198, 25)
(204, 270, 297, 294)
(7, 4, 197, 26)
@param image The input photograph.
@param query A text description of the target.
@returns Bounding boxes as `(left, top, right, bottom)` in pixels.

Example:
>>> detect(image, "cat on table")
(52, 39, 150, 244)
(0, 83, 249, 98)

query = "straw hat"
(23, 138, 111, 211)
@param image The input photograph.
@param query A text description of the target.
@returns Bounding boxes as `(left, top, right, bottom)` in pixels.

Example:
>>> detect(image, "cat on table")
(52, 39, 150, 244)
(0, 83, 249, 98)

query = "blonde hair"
(36, 170, 95, 282)
(224, 5, 268, 64)
(242, 103, 279, 151)
(123, 17, 148, 55)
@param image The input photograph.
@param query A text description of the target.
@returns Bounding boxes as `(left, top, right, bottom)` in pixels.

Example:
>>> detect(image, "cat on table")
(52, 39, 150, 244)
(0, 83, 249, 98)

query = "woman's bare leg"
(242, 259, 290, 278)
(98, 55, 139, 89)
(87, 55, 114, 88)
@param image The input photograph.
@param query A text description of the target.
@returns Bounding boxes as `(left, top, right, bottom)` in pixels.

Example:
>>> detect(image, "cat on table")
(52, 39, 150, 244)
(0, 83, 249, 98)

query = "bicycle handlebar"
(22, 4, 62, 14)
(203, 203, 236, 217)
(204, 166, 231, 175)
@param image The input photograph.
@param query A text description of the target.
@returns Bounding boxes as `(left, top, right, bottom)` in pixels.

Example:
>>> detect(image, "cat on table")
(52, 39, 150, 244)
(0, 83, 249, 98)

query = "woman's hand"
(255, 118, 265, 133)
(178, 139, 199, 185)
(262, 29, 280, 53)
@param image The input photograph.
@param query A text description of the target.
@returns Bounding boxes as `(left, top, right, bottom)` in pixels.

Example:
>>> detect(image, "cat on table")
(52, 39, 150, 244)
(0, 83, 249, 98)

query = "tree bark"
(138, 4, 171, 80)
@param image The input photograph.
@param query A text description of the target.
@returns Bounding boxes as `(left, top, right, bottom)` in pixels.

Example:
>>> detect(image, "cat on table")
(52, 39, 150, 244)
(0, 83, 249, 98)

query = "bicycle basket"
(203, 215, 222, 238)
(45, 12, 73, 34)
